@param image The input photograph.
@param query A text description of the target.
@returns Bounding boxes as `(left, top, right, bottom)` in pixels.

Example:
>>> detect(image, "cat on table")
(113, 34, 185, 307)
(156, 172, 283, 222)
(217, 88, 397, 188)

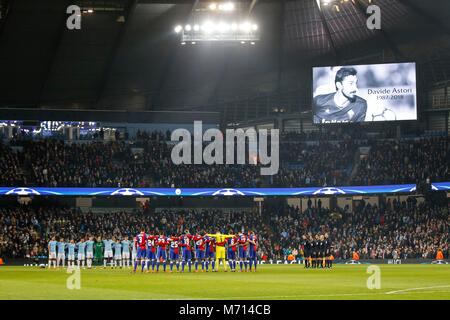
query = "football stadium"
(0, 0, 449, 308)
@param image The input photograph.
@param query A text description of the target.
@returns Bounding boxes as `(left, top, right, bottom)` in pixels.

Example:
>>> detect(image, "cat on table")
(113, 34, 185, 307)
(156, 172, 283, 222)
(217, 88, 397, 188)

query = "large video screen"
(312, 62, 417, 123)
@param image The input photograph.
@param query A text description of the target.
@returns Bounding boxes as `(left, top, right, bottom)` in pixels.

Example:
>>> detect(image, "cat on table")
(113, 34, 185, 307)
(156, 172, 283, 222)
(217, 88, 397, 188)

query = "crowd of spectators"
(265, 199, 449, 261)
(351, 136, 449, 186)
(0, 130, 448, 188)
(1, 198, 447, 262)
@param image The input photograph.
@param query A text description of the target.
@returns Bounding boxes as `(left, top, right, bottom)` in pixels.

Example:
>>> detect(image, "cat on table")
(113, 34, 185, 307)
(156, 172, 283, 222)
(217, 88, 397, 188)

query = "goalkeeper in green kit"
(94, 236, 104, 269)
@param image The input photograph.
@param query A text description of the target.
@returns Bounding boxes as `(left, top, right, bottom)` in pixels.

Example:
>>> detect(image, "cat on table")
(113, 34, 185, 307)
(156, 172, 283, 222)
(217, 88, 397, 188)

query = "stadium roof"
(0, 0, 448, 114)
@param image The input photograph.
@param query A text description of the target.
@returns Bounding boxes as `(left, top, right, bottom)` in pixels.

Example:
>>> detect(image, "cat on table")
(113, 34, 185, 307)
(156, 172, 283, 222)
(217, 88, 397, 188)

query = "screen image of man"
(313, 67, 367, 123)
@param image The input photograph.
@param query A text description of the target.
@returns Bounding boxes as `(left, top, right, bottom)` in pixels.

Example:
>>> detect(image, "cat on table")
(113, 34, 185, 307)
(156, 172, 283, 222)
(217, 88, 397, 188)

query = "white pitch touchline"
(385, 285, 450, 294)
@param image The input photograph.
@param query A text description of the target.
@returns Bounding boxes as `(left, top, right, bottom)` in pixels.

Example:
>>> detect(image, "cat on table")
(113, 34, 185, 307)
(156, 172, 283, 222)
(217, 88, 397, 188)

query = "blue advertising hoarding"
(0, 184, 419, 196)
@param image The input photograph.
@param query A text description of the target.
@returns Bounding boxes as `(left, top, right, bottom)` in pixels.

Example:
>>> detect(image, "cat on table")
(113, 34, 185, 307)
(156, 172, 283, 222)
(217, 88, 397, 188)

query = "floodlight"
(174, 25, 182, 33)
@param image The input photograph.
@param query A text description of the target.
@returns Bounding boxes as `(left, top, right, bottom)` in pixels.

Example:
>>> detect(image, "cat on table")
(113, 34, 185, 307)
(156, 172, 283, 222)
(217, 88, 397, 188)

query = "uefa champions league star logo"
(313, 187, 346, 195)
(111, 188, 144, 196)
(212, 189, 245, 196)
(6, 188, 41, 195)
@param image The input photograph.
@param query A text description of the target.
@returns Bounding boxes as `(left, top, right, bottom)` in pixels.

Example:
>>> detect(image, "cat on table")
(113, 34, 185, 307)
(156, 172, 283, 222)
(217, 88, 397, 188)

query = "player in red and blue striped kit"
(179, 231, 194, 272)
(227, 231, 238, 272)
(134, 230, 147, 273)
(193, 232, 206, 272)
(168, 235, 181, 273)
(204, 235, 216, 272)
(156, 233, 168, 272)
(145, 233, 158, 273)
(248, 231, 258, 272)
(238, 232, 249, 272)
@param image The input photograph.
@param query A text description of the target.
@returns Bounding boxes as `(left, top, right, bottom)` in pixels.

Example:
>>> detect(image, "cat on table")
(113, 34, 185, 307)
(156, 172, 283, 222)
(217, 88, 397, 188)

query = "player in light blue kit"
(113, 239, 122, 269)
(48, 236, 58, 269)
(56, 238, 66, 269)
(85, 236, 94, 269)
(121, 236, 131, 269)
(77, 239, 86, 269)
(102, 237, 115, 268)
(67, 240, 76, 268)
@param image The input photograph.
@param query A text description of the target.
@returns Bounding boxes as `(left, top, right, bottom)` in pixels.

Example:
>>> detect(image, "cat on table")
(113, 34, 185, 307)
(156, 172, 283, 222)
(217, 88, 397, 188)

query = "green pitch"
(0, 265, 449, 300)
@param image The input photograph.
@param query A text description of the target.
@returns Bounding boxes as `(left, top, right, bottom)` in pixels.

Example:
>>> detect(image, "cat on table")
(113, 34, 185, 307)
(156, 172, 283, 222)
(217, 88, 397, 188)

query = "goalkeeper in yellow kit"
(206, 230, 234, 272)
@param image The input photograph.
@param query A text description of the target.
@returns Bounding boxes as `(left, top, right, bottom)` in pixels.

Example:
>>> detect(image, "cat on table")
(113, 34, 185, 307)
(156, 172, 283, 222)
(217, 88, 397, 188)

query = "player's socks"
(195, 261, 198, 270)
(152, 259, 156, 271)
(141, 260, 145, 272)
(163, 262, 166, 271)
(176, 262, 179, 271)
(182, 261, 185, 272)
(134, 260, 138, 271)
(244, 261, 248, 270)
(188, 261, 192, 272)
(212, 261, 215, 270)
(205, 261, 209, 271)
(170, 262, 173, 271)
(156, 261, 160, 271)
(228, 260, 233, 270)
(240, 261, 243, 270)
(201, 261, 204, 271)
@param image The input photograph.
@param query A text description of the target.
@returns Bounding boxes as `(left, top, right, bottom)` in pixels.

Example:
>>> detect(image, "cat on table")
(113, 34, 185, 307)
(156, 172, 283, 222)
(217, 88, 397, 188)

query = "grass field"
(0, 265, 449, 300)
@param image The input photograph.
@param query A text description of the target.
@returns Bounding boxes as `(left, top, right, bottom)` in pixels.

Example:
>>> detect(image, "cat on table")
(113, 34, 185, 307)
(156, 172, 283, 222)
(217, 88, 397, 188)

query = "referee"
(319, 234, 325, 268)
(301, 235, 310, 268)
(312, 234, 320, 268)
(324, 233, 332, 269)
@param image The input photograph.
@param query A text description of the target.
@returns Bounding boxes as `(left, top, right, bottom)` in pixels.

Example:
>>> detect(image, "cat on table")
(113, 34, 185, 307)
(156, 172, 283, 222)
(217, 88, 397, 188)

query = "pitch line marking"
(385, 285, 450, 295)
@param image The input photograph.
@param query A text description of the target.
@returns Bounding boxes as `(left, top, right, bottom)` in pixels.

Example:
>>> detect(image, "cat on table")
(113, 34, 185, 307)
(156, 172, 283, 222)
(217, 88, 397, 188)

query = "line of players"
(46, 229, 259, 272)
(301, 233, 333, 269)
(134, 229, 259, 273)
(47, 235, 134, 269)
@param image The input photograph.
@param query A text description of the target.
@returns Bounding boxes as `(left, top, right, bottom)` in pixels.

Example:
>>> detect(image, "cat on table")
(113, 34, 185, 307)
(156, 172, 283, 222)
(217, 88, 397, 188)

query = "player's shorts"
(77, 254, 85, 260)
(137, 248, 146, 259)
(57, 253, 65, 261)
(182, 249, 191, 260)
(238, 247, 247, 259)
(114, 253, 122, 260)
(122, 252, 130, 259)
(104, 250, 113, 258)
(49, 252, 56, 259)
(157, 248, 167, 261)
(205, 250, 215, 259)
(68, 254, 75, 260)
(146, 250, 156, 260)
(86, 251, 93, 259)
(169, 249, 179, 260)
(227, 250, 236, 260)
(248, 249, 256, 259)
(195, 249, 205, 259)
(216, 247, 226, 259)
(94, 252, 103, 259)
